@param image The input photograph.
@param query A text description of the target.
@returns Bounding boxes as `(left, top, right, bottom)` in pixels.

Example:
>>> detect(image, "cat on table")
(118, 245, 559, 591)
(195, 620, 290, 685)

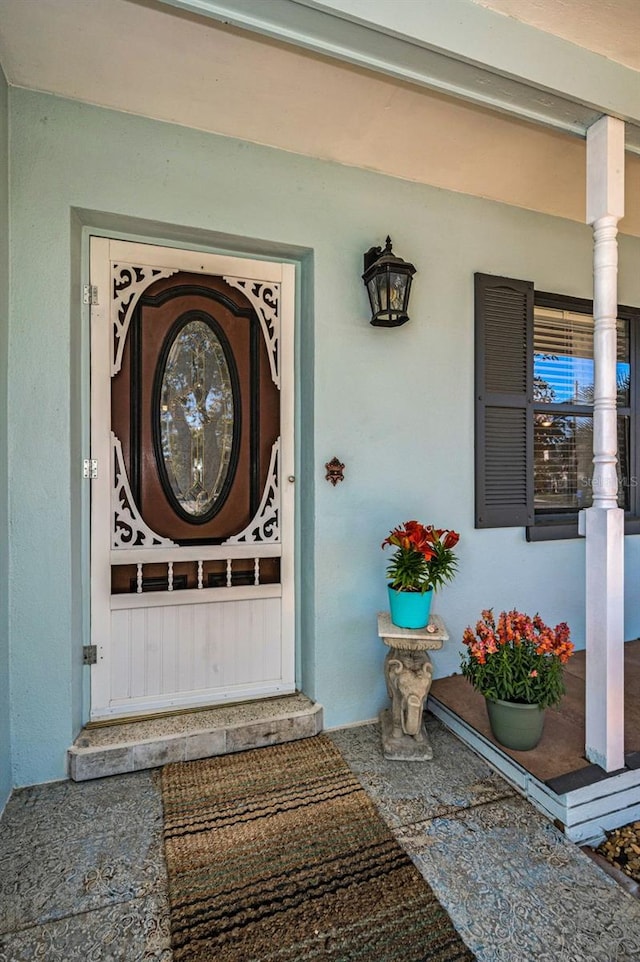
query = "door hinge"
(83, 645, 97, 666)
(83, 284, 99, 306)
(83, 458, 98, 479)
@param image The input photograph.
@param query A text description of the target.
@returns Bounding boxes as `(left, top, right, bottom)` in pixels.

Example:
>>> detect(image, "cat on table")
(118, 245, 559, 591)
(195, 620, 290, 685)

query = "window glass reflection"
(534, 414, 629, 513)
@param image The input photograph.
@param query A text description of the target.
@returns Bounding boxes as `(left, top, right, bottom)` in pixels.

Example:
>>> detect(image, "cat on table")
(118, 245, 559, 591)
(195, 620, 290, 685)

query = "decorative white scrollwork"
(111, 263, 178, 376)
(112, 433, 176, 549)
(224, 439, 280, 544)
(223, 277, 280, 388)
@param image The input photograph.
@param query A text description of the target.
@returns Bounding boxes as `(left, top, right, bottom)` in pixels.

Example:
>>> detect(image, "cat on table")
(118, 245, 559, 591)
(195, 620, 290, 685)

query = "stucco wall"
(0, 66, 11, 812)
(8, 88, 640, 785)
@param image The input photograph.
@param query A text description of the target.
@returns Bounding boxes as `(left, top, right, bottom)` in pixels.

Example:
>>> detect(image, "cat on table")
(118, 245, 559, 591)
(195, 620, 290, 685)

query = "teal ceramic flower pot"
(387, 586, 433, 629)
(485, 697, 545, 751)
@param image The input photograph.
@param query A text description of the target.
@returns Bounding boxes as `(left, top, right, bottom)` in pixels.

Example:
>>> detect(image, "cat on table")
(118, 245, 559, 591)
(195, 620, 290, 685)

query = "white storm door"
(89, 238, 295, 720)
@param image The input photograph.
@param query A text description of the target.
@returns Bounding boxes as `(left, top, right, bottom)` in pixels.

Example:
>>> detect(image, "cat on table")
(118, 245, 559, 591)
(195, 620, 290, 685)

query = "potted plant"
(382, 520, 459, 629)
(460, 608, 574, 750)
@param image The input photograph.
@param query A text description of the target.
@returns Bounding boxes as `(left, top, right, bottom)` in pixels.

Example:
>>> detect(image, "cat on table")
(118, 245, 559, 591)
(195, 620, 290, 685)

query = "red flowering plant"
(460, 609, 574, 708)
(382, 521, 459, 594)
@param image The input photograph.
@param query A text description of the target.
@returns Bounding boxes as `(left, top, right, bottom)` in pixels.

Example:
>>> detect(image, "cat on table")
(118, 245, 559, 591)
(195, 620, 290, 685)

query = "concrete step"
(68, 693, 323, 781)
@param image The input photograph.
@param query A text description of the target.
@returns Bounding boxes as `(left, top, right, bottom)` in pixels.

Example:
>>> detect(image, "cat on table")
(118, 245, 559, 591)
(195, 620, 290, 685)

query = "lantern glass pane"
(376, 273, 389, 312)
(367, 277, 381, 315)
(389, 271, 407, 312)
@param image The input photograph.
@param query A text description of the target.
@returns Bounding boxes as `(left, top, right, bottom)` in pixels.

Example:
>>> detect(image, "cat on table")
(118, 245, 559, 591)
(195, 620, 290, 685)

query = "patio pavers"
(0, 895, 172, 962)
(2, 717, 640, 961)
(0, 770, 171, 959)
(396, 794, 640, 962)
(329, 719, 516, 829)
(332, 721, 640, 961)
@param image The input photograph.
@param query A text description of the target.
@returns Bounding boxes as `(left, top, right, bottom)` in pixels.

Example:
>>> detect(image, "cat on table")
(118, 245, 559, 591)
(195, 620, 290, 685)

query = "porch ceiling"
(476, 0, 640, 73)
(0, 0, 639, 232)
(161, 0, 640, 145)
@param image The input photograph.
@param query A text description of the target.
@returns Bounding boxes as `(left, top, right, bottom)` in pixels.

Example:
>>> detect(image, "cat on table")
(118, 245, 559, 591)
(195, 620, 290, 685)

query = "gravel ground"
(596, 822, 640, 883)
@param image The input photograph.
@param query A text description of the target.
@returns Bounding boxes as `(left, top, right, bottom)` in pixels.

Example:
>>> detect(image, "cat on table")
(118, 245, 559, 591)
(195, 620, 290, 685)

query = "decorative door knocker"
(325, 457, 345, 486)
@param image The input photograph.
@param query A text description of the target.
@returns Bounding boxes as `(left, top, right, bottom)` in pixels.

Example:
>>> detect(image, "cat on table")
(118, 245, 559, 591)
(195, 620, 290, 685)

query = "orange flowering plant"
(460, 609, 574, 709)
(382, 521, 459, 594)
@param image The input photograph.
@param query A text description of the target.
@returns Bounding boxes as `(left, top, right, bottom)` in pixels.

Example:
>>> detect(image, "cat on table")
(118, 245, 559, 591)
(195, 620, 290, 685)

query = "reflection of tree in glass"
(534, 370, 630, 511)
(570, 369, 630, 407)
(533, 376, 563, 488)
(533, 375, 556, 404)
(572, 372, 630, 507)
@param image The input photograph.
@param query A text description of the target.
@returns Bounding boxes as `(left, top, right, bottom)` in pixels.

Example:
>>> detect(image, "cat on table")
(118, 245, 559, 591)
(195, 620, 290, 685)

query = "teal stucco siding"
(6, 87, 640, 786)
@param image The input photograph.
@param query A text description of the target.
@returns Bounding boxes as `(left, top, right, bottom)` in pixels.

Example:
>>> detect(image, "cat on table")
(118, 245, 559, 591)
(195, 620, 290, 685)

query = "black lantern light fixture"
(362, 236, 416, 327)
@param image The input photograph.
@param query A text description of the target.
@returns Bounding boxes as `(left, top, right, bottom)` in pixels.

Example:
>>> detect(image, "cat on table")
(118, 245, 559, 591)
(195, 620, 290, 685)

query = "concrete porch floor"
(3, 717, 640, 961)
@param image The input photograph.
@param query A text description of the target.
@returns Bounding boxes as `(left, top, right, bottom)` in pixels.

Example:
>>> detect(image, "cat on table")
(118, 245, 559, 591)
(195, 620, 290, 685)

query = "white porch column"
(583, 115, 625, 772)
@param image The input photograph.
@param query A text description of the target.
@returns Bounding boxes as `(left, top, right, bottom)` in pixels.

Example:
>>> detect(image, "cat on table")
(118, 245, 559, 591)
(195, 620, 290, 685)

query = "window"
(474, 274, 640, 540)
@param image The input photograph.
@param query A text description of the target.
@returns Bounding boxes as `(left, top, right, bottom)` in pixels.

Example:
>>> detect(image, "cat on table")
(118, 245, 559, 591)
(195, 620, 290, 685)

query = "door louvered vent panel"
(485, 409, 528, 505)
(485, 289, 528, 394)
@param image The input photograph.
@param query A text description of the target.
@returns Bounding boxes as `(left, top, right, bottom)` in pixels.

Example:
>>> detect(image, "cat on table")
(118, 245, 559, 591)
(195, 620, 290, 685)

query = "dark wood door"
(111, 271, 280, 545)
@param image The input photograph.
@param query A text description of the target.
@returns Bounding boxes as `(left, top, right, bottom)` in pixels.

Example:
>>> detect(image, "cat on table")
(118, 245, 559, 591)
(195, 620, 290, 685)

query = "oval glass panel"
(159, 318, 234, 517)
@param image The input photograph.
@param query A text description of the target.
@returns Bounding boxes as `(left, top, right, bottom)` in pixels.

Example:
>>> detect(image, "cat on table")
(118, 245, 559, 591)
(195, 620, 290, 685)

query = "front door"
(89, 238, 295, 720)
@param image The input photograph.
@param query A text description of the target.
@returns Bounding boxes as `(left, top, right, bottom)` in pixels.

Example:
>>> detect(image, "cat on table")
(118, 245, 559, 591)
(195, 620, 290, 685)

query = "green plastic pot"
(485, 697, 545, 751)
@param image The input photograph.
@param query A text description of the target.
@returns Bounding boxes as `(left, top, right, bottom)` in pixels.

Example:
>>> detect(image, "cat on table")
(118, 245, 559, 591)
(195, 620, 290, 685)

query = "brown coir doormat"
(161, 735, 476, 962)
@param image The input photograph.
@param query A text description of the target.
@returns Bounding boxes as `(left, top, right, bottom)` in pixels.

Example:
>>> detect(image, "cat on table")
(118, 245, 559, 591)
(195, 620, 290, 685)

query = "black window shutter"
(475, 273, 534, 528)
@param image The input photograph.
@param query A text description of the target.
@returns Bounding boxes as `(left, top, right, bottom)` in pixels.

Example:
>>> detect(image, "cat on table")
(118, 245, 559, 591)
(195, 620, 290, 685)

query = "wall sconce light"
(362, 236, 416, 327)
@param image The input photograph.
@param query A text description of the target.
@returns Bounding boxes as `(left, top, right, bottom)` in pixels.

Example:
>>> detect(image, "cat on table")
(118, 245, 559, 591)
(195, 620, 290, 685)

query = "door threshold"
(85, 690, 296, 729)
(69, 693, 323, 781)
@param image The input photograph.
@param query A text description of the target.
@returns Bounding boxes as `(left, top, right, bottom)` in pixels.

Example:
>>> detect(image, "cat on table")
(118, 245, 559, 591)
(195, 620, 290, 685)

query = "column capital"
(587, 115, 625, 225)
